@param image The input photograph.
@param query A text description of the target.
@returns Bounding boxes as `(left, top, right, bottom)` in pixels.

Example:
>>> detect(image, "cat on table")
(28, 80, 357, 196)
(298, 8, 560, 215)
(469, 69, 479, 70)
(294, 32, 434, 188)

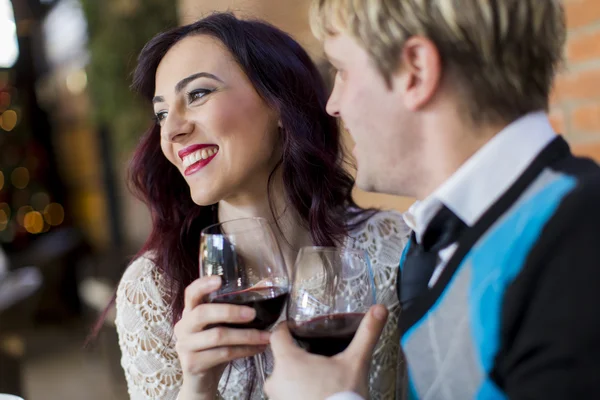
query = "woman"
(115, 12, 409, 400)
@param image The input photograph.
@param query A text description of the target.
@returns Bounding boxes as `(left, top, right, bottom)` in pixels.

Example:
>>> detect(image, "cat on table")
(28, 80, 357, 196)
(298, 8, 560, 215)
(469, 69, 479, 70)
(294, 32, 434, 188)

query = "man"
(264, 0, 600, 399)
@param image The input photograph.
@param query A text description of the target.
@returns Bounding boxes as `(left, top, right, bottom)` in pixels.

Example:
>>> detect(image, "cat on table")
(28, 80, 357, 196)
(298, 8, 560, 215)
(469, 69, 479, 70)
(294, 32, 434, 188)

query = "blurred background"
(0, 0, 598, 399)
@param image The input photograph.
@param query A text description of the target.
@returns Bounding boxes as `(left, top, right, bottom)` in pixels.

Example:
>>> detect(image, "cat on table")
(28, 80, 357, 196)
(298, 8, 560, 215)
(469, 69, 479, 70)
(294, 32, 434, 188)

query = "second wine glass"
(287, 247, 376, 357)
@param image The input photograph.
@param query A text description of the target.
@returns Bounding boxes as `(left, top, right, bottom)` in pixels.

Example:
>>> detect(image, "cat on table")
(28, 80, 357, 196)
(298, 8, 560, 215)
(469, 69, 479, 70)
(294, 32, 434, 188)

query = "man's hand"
(264, 305, 389, 400)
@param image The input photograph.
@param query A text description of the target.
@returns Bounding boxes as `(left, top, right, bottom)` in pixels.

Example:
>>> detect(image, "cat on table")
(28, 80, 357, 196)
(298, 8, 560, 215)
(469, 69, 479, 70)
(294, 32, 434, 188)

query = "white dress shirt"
(326, 111, 557, 400)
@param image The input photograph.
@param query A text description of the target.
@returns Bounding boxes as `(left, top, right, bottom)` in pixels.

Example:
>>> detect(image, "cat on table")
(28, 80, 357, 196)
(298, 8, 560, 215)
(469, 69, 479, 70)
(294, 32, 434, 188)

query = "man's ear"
(393, 36, 442, 111)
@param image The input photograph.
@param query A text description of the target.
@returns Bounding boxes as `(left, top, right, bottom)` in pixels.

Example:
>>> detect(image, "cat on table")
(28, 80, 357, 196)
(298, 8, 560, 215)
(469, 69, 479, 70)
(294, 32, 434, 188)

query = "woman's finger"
(183, 276, 222, 312)
(183, 345, 268, 374)
(184, 303, 256, 332)
(177, 328, 271, 352)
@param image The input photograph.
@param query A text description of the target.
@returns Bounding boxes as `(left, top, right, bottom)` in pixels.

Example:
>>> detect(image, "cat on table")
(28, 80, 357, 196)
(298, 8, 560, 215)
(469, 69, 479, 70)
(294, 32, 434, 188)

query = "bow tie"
(398, 205, 467, 308)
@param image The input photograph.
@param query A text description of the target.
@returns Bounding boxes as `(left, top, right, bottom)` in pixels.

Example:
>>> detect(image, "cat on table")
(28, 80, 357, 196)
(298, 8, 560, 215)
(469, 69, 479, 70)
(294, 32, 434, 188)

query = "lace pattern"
(115, 211, 410, 400)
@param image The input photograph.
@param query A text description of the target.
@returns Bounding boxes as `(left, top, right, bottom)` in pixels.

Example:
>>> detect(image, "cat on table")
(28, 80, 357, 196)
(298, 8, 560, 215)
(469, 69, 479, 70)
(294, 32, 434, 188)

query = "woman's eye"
(187, 89, 212, 103)
(155, 111, 167, 123)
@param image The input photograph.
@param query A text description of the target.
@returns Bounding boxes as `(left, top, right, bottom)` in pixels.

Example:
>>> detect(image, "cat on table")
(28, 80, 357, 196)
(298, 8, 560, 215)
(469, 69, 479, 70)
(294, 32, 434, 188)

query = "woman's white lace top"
(115, 211, 410, 400)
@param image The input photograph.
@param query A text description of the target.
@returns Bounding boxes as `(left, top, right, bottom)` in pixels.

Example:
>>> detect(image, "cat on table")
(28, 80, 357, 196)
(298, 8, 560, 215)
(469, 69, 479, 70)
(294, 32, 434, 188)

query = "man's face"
(324, 32, 422, 196)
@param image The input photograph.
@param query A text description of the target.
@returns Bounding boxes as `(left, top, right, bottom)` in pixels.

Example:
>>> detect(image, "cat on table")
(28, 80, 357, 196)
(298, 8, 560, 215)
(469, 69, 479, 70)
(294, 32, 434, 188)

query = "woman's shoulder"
(120, 252, 158, 282)
(114, 253, 181, 399)
(352, 209, 410, 234)
(348, 209, 411, 267)
(116, 252, 171, 311)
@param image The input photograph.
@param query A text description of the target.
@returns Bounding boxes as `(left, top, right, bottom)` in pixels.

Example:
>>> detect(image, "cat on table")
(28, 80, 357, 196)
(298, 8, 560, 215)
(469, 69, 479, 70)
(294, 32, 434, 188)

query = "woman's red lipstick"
(178, 144, 219, 176)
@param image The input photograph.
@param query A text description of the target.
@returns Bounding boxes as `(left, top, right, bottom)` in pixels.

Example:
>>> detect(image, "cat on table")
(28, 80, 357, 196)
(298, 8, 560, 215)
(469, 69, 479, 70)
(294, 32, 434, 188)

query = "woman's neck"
(217, 180, 312, 271)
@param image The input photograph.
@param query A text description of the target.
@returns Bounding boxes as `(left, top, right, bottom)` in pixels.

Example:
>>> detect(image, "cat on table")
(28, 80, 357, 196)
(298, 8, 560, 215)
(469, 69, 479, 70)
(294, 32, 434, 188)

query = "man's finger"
(341, 304, 388, 363)
(269, 322, 300, 356)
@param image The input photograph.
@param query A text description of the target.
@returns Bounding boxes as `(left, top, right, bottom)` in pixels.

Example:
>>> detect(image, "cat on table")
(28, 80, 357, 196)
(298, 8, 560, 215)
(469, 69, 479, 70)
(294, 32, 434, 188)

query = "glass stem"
(255, 353, 268, 399)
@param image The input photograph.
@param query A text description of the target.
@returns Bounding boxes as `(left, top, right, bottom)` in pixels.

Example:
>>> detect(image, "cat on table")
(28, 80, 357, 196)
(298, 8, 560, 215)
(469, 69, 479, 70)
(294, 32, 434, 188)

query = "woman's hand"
(175, 276, 271, 400)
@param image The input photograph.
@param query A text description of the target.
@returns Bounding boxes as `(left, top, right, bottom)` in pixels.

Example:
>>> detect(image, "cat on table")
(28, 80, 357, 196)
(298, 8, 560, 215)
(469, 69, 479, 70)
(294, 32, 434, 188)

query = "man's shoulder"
(506, 153, 600, 280)
(512, 152, 600, 233)
(546, 153, 600, 225)
(476, 153, 600, 294)
(553, 151, 600, 196)
(494, 155, 600, 400)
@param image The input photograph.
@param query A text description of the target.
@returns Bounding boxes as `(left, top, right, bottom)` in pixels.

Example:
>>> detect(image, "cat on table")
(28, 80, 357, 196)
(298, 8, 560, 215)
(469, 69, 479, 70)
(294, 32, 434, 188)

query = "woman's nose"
(162, 110, 194, 142)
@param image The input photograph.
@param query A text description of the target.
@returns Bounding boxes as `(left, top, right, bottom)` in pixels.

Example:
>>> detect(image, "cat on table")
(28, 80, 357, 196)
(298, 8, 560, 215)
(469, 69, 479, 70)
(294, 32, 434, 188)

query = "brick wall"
(551, 0, 600, 160)
(178, 0, 321, 56)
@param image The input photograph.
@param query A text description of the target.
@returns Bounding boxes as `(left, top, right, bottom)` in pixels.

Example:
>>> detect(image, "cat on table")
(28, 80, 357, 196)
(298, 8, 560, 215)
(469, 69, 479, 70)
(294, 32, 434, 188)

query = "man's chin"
(354, 175, 378, 194)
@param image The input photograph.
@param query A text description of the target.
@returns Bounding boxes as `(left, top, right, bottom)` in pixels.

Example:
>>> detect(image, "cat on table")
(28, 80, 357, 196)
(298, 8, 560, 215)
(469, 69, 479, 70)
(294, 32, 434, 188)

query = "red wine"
(210, 287, 288, 330)
(290, 313, 365, 356)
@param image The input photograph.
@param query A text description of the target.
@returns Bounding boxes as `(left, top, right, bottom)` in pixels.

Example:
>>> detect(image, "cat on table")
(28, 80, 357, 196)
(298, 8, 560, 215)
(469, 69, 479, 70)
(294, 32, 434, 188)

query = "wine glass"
(199, 217, 289, 384)
(287, 247, 376, 356)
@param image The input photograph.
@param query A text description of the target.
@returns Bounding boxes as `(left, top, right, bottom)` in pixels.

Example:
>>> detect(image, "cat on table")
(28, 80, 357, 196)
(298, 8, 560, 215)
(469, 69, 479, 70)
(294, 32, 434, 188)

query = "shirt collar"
(403, 198, 443, 243)
(403, 111, 557, 242)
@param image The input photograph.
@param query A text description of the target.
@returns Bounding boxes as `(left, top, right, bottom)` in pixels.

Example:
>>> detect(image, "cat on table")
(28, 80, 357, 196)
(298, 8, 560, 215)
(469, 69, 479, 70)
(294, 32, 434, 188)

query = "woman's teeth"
(182, 147, 218, 168)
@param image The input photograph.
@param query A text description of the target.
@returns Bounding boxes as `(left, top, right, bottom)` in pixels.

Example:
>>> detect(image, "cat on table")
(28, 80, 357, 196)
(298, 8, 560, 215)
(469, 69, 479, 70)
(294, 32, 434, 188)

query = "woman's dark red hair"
(129, 11, 375, 325)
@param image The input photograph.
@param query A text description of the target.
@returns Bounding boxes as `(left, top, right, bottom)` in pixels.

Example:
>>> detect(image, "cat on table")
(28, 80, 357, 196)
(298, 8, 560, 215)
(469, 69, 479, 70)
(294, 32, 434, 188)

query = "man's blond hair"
(311, 0, 566, 125)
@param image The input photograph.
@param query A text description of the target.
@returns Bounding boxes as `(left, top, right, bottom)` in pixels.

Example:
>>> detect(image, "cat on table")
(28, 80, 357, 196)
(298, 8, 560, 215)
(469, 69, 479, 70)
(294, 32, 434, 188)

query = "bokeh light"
(0, 0, 19, 68)
(44, 203, 64, 226)
(0, 209, 7, 231)
(66, 69, 87, 94)
(16, 205, 33, 226)
(24, 211, 44, 233)
(31, 192, 50, 210)
(0, 202, 10, 220)
(11, 166, 29, 189)
(0, 203, 10, 232)
(0, 170, 4, 191)
(0, 109, 17, 131)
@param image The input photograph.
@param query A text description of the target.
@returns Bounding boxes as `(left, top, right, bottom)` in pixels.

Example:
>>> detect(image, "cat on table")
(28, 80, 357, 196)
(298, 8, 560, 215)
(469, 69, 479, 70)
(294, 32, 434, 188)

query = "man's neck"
(414, 118, 509, 201)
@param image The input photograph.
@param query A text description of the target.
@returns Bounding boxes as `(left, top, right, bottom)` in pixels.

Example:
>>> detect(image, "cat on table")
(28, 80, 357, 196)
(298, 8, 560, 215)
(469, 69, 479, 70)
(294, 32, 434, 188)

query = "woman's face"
(154, 35, 281, 206)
